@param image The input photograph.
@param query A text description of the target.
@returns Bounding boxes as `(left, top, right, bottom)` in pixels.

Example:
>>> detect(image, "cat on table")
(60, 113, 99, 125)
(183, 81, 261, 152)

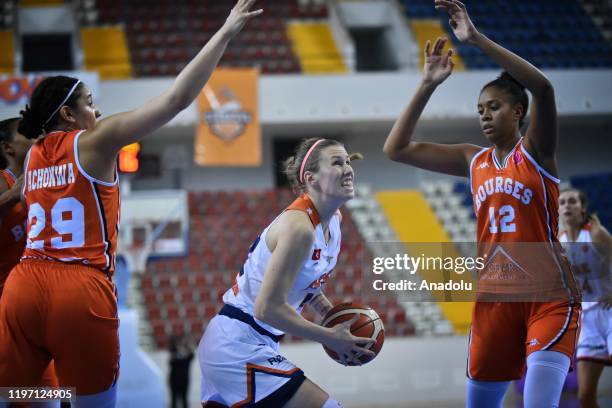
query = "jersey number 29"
(27, 197, 85, 249)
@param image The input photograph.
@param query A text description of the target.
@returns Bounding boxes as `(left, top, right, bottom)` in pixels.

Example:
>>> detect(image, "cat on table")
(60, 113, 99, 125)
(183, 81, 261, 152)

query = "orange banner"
(194, 68, 261, 166)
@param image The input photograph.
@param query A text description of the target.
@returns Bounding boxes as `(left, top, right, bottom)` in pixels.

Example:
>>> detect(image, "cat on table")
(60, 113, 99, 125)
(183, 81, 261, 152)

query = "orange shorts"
(467, 301, 581, 381)
(0, 259, 120, 395)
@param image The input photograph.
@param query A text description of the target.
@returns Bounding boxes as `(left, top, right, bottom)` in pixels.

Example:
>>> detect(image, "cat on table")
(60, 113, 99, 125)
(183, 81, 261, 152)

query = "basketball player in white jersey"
(559, 189, 612, 408)
(198, 138, 374, 408)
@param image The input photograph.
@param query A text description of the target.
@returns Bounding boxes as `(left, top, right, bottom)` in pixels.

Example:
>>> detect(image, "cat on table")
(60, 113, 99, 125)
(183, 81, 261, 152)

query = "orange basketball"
(321, 302, 385, 365)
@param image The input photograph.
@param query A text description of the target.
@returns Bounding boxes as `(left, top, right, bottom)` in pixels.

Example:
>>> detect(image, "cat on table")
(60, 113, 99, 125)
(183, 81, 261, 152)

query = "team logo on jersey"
(203, 87, 252, 141)
(513, 150, 523, 165)
(306, 270, 333, 289)
(267, 355, 287, 366)
(312, 249, 321, 260)
(477, 161, 490, 169)
(528, 338, 540, 347)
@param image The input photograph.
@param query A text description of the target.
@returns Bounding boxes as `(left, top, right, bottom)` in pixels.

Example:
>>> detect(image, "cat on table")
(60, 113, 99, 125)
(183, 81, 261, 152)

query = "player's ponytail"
(574, 188, 599, 228)
(18, 104, 45, 139)
(482, 71, 529, 129)
(18, 76, 84, 139)
(588, 213, 601, 227)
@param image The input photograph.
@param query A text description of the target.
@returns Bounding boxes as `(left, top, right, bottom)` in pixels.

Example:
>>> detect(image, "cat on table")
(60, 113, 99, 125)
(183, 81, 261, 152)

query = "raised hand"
(434, 0, 479, 43)
(323, 314, 375, 366)
(423, 37, 455, 86)
(222, 0, 263, 38)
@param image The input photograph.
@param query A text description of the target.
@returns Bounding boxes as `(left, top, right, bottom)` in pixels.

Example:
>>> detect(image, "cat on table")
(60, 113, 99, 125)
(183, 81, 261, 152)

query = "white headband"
(44, 80, 81, 126)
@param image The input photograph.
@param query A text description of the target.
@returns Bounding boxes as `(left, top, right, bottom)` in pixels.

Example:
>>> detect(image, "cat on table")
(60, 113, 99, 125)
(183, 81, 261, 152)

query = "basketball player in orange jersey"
(199, 138, 374, 407)
(0, 118, 30, 271)
(559, 189, 612, 408)
(0, 118, 62, 400)
(384, 1, 580, 407)
(0, 1, 261, 406)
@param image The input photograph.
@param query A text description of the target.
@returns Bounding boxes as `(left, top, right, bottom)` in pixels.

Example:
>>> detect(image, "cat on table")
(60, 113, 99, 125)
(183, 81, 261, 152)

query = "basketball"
(321, 302, 385, 365)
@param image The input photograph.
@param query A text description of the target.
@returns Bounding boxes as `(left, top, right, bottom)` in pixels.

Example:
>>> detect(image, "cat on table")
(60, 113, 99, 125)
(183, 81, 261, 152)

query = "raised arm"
(81, 0, 261, 155)
(383, 37, 481, 177)
(254, 211, 374, 364)
(435, 0, 557, 169)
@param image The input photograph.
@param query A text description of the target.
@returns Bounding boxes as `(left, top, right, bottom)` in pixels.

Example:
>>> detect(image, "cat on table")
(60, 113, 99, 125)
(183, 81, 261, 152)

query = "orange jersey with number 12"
(470, 138, 578, 297)
(470, 138, 561, 243)
(21, 130, 120, 274)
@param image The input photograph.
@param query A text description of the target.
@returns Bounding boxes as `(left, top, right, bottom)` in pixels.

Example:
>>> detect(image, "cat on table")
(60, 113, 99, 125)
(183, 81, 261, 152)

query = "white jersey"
(560, 225, 611, 310)
(223, 194, 342, 336)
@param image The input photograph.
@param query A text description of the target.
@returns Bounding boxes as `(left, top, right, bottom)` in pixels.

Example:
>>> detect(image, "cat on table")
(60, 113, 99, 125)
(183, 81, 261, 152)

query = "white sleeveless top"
(223, 194, 342, 336)
(560, 225, 610, 310)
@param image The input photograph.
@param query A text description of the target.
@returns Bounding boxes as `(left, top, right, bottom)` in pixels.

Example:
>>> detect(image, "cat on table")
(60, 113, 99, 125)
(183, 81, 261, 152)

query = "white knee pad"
(322, 398, 343, 408)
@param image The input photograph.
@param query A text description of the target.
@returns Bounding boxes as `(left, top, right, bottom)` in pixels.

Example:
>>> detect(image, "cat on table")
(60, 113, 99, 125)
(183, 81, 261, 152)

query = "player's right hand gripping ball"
(321, 302, 385, 365)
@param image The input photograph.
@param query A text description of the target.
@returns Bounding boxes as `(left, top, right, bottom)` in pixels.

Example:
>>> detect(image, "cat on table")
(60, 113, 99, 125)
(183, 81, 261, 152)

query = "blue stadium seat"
(402, 0, 612, 70)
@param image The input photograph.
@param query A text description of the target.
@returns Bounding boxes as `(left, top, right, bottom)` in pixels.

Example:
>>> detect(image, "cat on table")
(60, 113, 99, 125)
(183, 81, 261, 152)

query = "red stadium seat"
(190, 320, 205, 337)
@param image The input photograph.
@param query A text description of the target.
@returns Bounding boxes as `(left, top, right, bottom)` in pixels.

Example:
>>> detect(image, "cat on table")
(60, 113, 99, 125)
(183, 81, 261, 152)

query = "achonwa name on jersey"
(26, 163, 76, 192)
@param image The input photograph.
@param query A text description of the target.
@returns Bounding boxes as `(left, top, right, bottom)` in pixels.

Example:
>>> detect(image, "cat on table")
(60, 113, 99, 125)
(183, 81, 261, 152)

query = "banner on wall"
(0, 71, 99, 116)
(194, 68, 261, 166)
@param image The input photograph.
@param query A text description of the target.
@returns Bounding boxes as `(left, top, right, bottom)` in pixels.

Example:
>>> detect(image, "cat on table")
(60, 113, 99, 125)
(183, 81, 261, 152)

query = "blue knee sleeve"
(466, 379, 510, 408)
(524, 350, 570, 408)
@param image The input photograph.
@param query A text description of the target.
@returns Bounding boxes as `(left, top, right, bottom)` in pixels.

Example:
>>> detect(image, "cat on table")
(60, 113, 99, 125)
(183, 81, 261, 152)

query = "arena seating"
(0, 30, 15, 74)
(581, 0, 612, 42)
(79, 0, 330, 77)
(287, 22, 348, 74)
(402, 0, 612, 69)
(140, 189, 413, 349)
(376, 190, 473, 335)
(409, 19, 466, 71)
(80, 26, 132, 79)
(0, 1, 16, 73)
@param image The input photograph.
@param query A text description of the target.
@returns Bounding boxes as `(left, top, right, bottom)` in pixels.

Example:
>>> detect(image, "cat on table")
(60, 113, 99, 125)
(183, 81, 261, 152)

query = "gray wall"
(132, 115, 612, 191)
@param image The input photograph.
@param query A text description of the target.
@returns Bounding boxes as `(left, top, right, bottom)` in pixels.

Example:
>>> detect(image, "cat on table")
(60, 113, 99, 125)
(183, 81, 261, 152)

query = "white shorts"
(198, 308, 305, 407)
(576, 303, 612, 365)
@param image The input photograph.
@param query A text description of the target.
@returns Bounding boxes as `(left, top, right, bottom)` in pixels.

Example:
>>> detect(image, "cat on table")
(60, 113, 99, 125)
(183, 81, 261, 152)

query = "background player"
(383, 1, 579, 406)
(0, 118, 61, 399)
(0, 1, 261, 406)
(0, 118, 30, 287)
(559, 188, 612, 408)
(198, 138, 373, 407)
